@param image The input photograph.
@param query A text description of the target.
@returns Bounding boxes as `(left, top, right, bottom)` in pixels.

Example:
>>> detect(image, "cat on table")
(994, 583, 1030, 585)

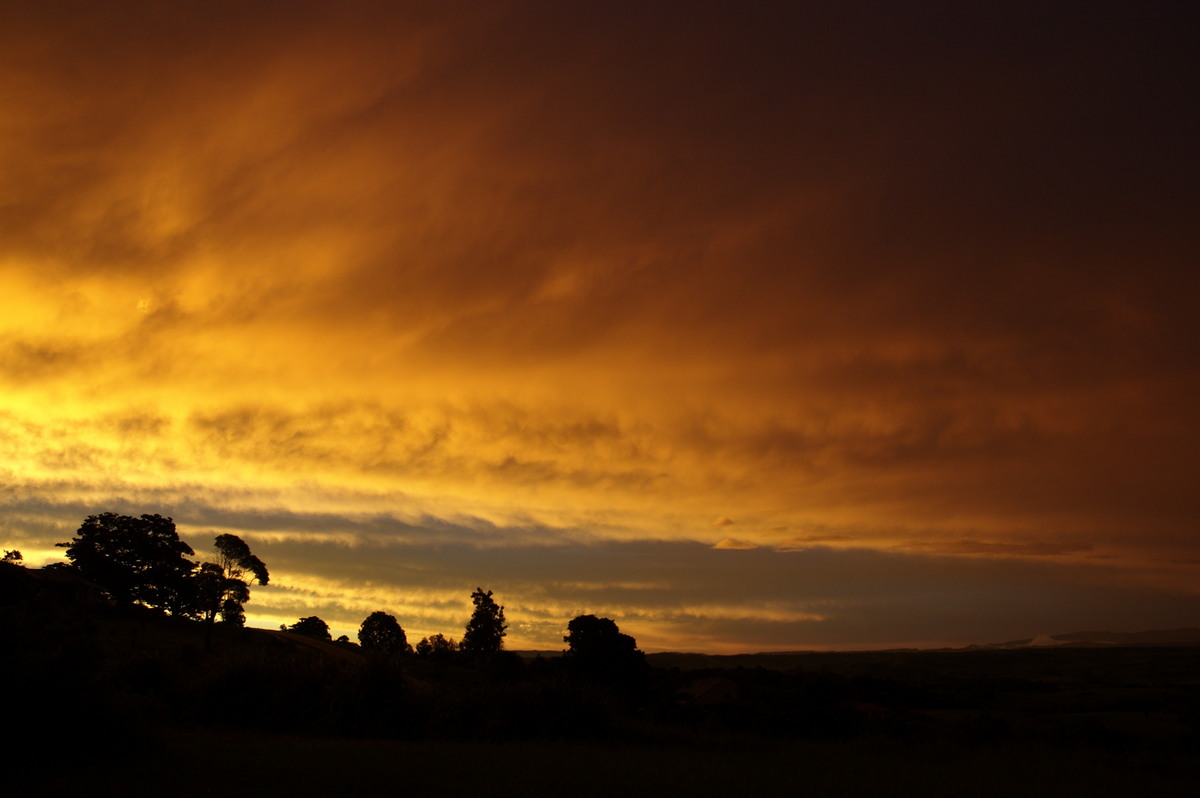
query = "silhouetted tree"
(193, 534, 269, 627)
(415, 633, 457, 660)
(2, 549, 22, 564)
(220, 588, 248, 626)
(0, 553, 31, 604)
(564, 614, 640, 658)
(461, 587, 506, 655)
(57, 513, 194, 611)
(215, 533, 269, 583)
(359, 611, 408, 654)
(564, 614, 647, 682)
(289, 616, 331, 640)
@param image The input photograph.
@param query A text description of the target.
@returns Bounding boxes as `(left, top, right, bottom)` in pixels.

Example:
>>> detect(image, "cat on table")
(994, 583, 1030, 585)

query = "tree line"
(54, 512, 267, 634)
(47, 511, 644, 668)
(281, 586, 509, 662)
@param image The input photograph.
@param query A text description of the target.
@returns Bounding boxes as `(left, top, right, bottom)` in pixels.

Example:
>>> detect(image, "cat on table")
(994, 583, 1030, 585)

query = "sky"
(2, 1, 1198, 652)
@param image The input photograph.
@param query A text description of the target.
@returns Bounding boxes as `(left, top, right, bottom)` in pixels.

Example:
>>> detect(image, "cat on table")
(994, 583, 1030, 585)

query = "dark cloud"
(247, 532, 1200, 650)
(906, 539, 1096, 558)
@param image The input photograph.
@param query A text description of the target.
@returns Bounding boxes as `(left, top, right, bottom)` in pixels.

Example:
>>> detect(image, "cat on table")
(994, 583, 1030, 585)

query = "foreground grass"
(31, 726, 1198, 797)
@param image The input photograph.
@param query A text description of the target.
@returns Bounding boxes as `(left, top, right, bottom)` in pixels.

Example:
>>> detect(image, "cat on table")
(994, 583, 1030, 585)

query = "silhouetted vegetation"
(53, 514, 270, 639)
(195, 533, 269, 627)
(563, 614, 647, 687)
(416, 632, 457, 661)
(359, 611, 409, 654)
(460, 587, 506, 657)
(58, 512, 195, 612)
(288, 615, 332, 640)
(8, 514, 1200, 795)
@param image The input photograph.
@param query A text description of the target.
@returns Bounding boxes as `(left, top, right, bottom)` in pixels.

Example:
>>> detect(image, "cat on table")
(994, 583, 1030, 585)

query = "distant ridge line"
(988, 627, 1200, 649)
(519, 628, 1200, 663)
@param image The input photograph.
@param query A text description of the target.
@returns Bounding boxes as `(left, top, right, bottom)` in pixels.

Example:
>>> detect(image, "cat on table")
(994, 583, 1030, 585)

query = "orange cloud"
(2, 2, 1198, 651)
(712, 538, 756, 550)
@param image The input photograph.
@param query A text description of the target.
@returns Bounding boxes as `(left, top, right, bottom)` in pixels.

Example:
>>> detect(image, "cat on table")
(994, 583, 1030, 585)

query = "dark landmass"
(512, 627, 1200, 670)
(989, 627, 1200, 648)
(648, 627, 1200, 666)
(4, 563, 1198, 796)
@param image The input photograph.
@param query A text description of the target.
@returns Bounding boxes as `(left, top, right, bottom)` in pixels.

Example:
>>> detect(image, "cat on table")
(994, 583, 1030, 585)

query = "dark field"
(5, 567, 1198, 796)
(32, 728, 1199, 797)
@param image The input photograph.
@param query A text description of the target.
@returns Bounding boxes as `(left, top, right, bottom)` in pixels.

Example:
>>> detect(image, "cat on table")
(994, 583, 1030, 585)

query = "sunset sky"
(2, 1, 1197, 652)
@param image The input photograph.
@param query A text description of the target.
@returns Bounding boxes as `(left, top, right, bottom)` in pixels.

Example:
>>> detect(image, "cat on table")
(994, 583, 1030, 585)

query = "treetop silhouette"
(289, 615, 332, 640)
(359, 611, 408, 654)
(564, 614, 646, 681)
(416, 633, 457, 659)
(461, 587, 506, 655)
(194, 533, 269, 627)
(57, 513, 195, 612)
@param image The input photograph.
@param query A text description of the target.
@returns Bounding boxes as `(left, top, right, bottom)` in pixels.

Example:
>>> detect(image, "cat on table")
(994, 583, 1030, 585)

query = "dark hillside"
(5, 564, 1200, 795)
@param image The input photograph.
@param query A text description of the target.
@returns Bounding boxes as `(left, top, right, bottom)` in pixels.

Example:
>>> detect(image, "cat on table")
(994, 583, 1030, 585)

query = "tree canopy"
(565, 615, 641, 658)
(415, 633, 457, 659)
(564, 614, 646, 680)
(57, 513, 195, 611)
(359, 611, 408, 654)
(194, 534, 269, 627)
(460, 587, 506, 655)
(289, 616, 331, 640)
(213, 534, 269, 585)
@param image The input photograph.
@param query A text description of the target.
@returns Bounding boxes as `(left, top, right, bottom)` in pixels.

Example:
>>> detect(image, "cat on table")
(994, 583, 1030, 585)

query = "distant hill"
(987, 627, 1200, 649)
(642, 628, 1200, 670)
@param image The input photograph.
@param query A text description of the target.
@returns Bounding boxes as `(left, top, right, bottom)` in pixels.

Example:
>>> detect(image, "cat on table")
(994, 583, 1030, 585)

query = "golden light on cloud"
(2, 2, 1198, 652)
(713, 539, 757, 551)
